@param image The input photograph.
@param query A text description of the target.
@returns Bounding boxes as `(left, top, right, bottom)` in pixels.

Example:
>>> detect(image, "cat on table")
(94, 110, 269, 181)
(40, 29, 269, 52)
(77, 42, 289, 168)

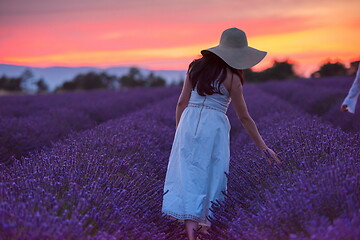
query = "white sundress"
(162, 80, 232, 226)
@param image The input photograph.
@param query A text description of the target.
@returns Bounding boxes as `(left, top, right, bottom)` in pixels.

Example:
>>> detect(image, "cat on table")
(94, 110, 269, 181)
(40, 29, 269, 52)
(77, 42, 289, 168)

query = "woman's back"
(188, 80, 231, 114)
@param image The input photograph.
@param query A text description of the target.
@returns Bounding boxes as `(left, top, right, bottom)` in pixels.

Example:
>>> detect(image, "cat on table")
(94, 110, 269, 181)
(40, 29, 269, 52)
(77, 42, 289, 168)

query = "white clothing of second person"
(342, 66, 360, 114)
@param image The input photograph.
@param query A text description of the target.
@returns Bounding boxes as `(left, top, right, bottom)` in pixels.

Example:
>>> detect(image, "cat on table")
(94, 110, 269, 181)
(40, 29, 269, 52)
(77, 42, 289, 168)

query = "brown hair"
(188, 51, 244, 96)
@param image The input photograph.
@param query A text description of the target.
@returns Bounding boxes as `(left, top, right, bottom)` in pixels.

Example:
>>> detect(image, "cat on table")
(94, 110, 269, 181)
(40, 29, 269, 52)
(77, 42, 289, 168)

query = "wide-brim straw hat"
(201, 28, 267, 70)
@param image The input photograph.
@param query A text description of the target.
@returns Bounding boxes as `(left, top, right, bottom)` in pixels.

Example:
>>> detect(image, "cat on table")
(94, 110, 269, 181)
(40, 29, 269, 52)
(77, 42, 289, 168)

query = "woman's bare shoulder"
(222, 68, 242, 93)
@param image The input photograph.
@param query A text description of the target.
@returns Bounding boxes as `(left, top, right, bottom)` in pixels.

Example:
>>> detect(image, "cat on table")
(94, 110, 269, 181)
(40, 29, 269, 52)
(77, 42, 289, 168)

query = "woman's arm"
(223, 71, 281, 165)
(228, 75, 267, 149)
(175, 73, 193, 128)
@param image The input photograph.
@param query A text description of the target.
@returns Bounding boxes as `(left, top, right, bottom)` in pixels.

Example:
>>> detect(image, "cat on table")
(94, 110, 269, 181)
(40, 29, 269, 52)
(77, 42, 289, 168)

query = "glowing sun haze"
(1, 0, 359, 76)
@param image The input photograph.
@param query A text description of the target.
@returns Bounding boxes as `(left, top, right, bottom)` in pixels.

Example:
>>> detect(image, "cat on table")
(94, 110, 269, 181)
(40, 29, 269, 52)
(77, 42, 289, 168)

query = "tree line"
(0, 67, 167, 94)
(0, 69, 48, 94)
(243, 59, 358, 83)
(55, 67, 167, 92)
(0, 60, 358, 94)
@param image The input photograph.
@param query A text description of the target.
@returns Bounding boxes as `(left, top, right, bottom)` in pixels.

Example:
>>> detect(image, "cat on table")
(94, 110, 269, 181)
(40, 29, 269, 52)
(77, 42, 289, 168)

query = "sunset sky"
(1, 0, 359, 76)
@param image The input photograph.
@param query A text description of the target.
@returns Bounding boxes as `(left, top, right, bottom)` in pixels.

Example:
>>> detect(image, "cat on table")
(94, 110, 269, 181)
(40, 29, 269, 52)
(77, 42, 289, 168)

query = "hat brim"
(201, 45, 267, 70)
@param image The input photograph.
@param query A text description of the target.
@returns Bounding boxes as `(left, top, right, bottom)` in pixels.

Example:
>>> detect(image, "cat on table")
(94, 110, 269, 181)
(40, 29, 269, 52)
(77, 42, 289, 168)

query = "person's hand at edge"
(340, 104, 348, 112)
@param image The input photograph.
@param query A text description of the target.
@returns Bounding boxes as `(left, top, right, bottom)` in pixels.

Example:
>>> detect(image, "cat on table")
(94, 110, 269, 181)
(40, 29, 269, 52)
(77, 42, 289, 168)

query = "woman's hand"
(261, 147, 282, 166)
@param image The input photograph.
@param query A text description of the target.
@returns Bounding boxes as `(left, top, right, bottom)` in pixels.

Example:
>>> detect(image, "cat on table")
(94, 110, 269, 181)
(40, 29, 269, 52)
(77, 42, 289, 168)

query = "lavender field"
(0, 87, 179, 164)
(1, 77, 359, 240)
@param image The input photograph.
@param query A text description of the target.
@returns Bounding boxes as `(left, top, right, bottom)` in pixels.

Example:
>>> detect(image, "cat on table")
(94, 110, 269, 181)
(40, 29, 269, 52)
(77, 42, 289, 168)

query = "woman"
(341, 65, 360, 113)
(161, 28, 282, 240)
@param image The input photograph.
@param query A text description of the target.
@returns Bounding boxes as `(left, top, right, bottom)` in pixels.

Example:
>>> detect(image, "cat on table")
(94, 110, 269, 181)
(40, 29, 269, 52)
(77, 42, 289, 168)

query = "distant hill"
(0, 64, 187, 91)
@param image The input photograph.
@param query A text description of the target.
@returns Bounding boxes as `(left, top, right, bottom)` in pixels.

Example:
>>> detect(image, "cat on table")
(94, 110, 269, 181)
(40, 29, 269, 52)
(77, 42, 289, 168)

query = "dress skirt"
(161, 105, 231, 226)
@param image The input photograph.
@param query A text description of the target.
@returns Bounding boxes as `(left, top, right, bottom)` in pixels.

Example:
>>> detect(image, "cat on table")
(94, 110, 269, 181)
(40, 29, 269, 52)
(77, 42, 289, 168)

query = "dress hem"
(161, 210, 212, 226)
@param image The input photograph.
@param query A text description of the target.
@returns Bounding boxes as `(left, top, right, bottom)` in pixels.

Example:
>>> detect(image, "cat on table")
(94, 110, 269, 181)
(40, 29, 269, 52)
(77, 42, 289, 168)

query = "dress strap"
(220, 83, 230, 96)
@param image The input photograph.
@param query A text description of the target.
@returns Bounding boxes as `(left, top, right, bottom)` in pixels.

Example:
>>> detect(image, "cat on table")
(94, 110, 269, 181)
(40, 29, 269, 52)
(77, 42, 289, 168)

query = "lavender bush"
(0, 87, 180, 164)
(258, 77, 360, 132)
(296, 76, 354, 90)
(0, 88, 177, 119)
(0, 81, 359, 239)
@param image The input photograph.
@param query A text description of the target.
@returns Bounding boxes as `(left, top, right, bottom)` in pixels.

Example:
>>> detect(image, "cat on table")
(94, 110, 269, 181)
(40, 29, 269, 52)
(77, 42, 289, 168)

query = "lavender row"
(324, 97, 360, 132)
(295, 76, 354, 90)
(0, 87, 180, 164)
(0, 88, 174, 119)
(1, 94, 185, 239)
(257, 79, 360, 132)
(1, 85, 359, 239)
